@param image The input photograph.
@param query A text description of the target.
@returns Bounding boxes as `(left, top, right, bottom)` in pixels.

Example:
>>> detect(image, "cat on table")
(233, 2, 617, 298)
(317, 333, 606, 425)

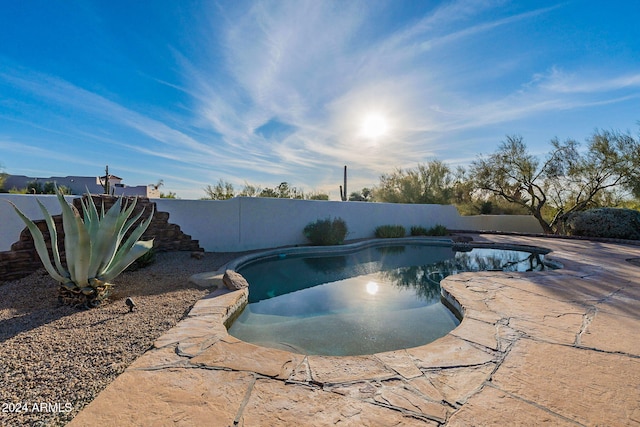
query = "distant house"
(2, 174, 160, 198)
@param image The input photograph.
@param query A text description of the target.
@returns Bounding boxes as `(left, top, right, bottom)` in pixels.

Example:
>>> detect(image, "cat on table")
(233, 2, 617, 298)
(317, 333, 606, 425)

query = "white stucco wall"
(154, 197, 543, 252)
(154, 198, 241, 250)
(458, 215, 544, 234)
(155, 197, 468, 251)
(1, 195, 544, 252)
(0, 194, 76, 251)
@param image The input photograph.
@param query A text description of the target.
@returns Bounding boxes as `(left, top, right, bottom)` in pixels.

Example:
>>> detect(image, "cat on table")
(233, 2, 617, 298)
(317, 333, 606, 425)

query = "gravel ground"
(0, 251, 242, 427)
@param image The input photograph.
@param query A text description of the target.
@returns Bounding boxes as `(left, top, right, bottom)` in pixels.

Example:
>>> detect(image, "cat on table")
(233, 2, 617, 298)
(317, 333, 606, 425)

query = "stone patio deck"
(68, 235, 640, 426)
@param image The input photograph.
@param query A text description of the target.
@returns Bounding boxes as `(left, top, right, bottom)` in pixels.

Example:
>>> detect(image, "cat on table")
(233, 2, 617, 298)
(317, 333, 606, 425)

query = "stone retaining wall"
(0, 195, 201, 282)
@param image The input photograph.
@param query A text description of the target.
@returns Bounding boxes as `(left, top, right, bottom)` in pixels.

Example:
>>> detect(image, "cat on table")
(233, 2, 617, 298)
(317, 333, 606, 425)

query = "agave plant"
(8, 187, 154, 308)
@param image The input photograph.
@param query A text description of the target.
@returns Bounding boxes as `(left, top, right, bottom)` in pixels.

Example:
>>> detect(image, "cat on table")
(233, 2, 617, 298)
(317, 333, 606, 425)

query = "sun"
(359, 113, 389, 139)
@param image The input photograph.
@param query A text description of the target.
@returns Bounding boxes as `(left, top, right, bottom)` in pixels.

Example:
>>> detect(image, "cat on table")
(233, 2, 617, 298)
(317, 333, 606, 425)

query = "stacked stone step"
(0, 195, 202, 282)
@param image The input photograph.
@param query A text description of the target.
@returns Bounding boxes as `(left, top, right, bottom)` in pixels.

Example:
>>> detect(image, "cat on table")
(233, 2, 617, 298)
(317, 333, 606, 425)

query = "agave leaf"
(100, 205, 154, 279)
(80, 195, 100, 242)
(35, 198, 68, 277)
(120, 206, 154, 253)
(97, 196, 134, 272)
(56, 191, 91, 287)
(112, 200, 146, 252)
(87, 194, 100, 223)
(120, 199, 145, 236)
(87, 196, 128, 277)
(110, 209, 148, 261)
(100, 239, 154, 282)
(6, 200, 68, 283)
(56, 188, 81, 284)
(102, 211, 153, 275)
(70, 207, 91, 287)
(115, 197, 141, 242)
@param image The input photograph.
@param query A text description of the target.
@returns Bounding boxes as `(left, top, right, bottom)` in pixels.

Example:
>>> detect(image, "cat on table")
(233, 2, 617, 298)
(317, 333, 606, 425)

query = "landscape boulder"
(223, 270, 250, 290)
(565, 208, 640, 240)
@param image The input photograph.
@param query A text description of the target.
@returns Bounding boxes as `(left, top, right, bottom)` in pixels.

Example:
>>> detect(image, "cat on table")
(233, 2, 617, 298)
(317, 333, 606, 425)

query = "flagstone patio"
(68, 235, 640, 426)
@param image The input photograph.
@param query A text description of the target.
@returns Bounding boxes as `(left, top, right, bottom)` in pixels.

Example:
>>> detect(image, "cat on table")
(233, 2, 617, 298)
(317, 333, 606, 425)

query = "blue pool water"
(228, 242, 549, 356)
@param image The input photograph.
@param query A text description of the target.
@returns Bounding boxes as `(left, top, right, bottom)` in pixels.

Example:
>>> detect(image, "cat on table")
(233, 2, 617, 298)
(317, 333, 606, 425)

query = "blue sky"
(1, 1, 639, 200)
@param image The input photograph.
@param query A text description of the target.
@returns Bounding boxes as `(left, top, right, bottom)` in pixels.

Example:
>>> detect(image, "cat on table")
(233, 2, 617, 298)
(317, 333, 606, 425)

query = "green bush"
(428, 224, 449, 236)
(375, 225, 406, 238)
(410, 224, 449, 236)
(410, 226, 428, 236)
(303, 217, 348, 245)
(125, 248, 157, 271)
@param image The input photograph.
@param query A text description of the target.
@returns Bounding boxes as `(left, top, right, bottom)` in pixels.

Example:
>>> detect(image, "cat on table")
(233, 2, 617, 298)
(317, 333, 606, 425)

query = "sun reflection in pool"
(366, 281, 379, 295)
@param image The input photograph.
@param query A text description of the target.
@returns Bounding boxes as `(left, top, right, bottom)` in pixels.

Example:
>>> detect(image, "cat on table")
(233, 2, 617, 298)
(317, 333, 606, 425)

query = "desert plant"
(125, 247, 157, 271)
(303, 217, 348, 245)
(479, 201, 493, 214)
(340, 165, 348, 201)
(410, 226, 429, 236)
(7, 187, 154, 308)
(410, 224, 449, 236)
(375, 225, 406, 238)
(427, 224, 449, 236)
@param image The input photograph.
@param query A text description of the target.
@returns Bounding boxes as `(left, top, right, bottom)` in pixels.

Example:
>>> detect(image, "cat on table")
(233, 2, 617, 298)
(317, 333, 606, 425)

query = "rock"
(223, 270, 249, 290)
(190, 251, 204, 259)
(565, 208, 640, 240)
(189, 271, 224, 288)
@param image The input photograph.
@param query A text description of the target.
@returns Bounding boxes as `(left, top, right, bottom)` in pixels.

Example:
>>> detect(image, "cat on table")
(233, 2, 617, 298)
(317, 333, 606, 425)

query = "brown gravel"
(0, 251, 242, 427)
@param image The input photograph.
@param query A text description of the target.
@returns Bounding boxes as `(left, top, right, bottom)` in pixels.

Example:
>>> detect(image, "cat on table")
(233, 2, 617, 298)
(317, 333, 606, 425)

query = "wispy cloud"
(0, 69, 213, 154)
(181, 0, 581, 180)
(0, 138, 99, 169)
(416, 3, 562, 52)
(2, 1, 638, 198)
(0, 64, 298, 181)
(534, 68, 640, 93)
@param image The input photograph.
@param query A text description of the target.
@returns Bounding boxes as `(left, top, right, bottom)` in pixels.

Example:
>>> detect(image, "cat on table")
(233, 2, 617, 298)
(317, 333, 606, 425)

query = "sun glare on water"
(366, 281, 379, 295)
(359, 113, 389, 139)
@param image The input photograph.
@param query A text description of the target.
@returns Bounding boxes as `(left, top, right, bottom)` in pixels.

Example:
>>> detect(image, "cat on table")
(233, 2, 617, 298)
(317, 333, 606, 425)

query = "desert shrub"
(375, 225, 406, 238)
(479, 201, 493, 214)
(410, 226, 429, 236)
(126, 248, 157, 271)
(303, 217, 348, 245)
(427, 224, 449, 236)
(565, 208, 640, 240)
(410, 224, 448, 236)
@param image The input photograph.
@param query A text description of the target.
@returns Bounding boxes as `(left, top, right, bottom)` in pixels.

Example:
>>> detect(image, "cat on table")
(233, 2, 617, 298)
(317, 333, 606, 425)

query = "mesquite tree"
(470, 130, 640, 234)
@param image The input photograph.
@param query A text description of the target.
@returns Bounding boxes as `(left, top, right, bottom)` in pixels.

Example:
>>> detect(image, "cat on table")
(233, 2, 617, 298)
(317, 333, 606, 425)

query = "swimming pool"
(227, 240, 551, 356)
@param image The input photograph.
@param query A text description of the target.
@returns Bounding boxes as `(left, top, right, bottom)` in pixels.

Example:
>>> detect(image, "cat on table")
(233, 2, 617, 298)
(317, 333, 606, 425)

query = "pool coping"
(68, 234, 640, 426)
